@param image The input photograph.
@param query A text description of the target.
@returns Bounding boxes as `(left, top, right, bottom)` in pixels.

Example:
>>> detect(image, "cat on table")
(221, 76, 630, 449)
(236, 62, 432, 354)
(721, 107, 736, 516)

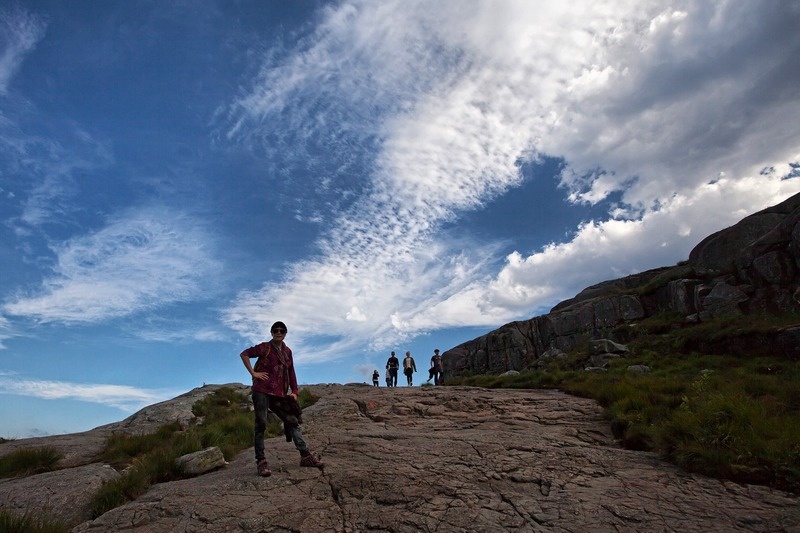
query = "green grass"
(0, 446, 62, 478)
(446, 313, 800, 493)
(0, 510, 67, 533)
(90, 386, 319, 517)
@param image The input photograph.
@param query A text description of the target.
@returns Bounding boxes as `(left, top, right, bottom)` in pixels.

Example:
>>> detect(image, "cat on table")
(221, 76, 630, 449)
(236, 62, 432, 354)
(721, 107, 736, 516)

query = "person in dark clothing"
(428, 348, 444, 385)
(372, 369, 380, 387)
(239, 321, 324, 477)
(385, 351, 400, 387)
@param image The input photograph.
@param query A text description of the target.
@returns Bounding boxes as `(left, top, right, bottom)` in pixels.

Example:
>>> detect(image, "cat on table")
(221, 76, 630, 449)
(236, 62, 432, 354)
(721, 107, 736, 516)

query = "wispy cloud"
(224, 0, 800, 361)
(3, 207, 222, 323)
(130, 320, 230, 344)
(0, 316, 13, 349)
(0, 6, 46, 95)
(0, 371, 178, 412)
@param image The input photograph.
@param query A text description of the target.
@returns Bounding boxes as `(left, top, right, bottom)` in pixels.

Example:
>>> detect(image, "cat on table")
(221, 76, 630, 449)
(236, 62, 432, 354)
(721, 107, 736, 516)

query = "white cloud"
(224, 0, 800, 360)
(0, 6, 46, 95)
(3, 207, 222, 323)
(0, 372, 177, 412)
(0, 316, 13, 349)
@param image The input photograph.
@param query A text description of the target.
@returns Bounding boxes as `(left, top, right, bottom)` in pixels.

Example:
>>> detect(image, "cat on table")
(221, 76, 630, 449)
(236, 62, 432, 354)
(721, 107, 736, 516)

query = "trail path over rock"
(71, 384, 798, 532)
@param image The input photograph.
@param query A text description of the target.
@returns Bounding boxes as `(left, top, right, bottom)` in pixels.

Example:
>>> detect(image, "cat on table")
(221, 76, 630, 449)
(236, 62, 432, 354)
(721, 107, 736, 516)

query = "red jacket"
(241, 341, 299, 396)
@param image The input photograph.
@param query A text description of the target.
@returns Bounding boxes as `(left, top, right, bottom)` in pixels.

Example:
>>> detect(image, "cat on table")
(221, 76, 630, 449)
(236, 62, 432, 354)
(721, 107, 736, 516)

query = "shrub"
(297, 387, 319, 408)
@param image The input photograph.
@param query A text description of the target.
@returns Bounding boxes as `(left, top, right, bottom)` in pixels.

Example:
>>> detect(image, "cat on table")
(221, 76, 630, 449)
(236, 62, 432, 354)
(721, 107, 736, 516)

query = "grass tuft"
(0, 510, 67, 533)
(0, 447, 62, 478)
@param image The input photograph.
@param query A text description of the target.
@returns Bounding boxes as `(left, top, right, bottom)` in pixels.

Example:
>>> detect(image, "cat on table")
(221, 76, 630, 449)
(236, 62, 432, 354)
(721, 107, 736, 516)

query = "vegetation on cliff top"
(447, 311, 800, 494)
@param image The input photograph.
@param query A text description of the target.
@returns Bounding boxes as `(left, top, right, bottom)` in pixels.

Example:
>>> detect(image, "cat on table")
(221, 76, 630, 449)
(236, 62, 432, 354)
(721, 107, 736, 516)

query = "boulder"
(175, 446, 226, 475)
(0, 463, 119, 528)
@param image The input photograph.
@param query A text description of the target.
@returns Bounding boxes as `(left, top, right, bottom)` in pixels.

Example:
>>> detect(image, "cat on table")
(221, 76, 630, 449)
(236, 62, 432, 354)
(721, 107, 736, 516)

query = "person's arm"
(240, 347, 269, 381)
(287, 349, 299, 398)
(288, 367, 299, 399)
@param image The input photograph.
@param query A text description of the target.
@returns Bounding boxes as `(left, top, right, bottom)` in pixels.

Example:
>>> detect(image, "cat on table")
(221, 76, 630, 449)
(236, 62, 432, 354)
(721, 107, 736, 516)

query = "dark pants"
(429, 368, 443, 385)
(389, 368, 398, 387)
(253, 390, 308, 462)
(404, 368, 413, 386)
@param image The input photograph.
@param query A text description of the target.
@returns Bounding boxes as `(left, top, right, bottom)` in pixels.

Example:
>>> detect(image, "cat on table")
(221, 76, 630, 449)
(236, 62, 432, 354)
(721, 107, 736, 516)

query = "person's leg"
(268, 397, 308, 453)
(269, 396, 323, 468)
(252, 391, 272, 476)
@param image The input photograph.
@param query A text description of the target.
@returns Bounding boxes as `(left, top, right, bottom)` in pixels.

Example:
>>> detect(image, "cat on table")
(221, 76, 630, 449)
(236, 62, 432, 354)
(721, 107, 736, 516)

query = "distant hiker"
(372, 369, 380, 387)
(403, 351, 417, 386)
(385, 367, 392, 387)
(239, 321, 324, 477)
(428, 349, 444, 385)
(386, 351, 400, 387)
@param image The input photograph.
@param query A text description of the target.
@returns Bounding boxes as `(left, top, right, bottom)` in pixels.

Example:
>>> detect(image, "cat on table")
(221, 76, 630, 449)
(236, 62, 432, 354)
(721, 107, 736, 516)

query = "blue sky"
(1, 1, 799, 438)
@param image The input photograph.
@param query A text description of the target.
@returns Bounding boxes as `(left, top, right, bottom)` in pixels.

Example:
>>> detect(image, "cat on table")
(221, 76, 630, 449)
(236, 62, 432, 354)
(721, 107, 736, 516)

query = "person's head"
(391, 351, 395, 356)
(434, 349, 440, 354)
(406, 351, 411, 356)
(270, 321, 287, 340)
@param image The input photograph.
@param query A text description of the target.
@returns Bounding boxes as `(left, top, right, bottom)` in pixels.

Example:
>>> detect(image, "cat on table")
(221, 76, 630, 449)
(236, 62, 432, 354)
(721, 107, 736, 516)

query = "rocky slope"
(2, 384, 798, 532)
(443, 192, 800, 377)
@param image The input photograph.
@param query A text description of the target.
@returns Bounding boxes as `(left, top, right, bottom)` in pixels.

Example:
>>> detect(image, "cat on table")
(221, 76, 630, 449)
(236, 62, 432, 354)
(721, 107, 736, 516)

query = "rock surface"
(48, 384, 799, 532)
(0, 463, 119, 527)
(0, 383, 246, 527)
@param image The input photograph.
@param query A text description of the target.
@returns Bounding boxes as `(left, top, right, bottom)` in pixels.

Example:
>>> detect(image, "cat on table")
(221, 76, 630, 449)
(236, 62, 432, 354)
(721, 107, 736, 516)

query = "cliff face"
(443, 192, 800, 377)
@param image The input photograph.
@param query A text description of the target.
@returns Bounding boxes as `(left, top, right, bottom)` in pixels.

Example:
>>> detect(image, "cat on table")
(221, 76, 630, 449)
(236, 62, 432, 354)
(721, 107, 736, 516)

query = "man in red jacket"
(240, 321, 324, 477)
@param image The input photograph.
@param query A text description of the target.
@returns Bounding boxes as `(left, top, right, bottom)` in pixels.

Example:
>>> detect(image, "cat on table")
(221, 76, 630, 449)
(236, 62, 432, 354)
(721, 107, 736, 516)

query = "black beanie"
(271, 321, 287, 332)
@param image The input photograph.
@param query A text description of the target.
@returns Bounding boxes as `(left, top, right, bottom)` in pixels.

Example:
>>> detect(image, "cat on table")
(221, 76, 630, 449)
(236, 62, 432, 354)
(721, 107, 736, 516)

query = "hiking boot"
(257, 459, 271, 477)
(300, 453, 324, 468)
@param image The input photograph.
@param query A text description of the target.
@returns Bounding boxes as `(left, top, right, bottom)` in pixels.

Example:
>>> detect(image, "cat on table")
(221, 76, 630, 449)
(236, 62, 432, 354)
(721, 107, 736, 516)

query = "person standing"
(385, 367, 392, 387)
(428, 348, 444, 385)
(403, 351, 417, 386)
(239, 321, 324, 477)
(385, 351, 400, 387)
(372, 369, 380, 387)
